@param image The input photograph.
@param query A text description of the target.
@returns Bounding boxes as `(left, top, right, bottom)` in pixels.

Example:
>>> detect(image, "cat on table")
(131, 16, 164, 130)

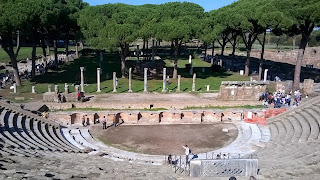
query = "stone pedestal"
(303, 79, 314, 95)
(264, 69, 268, 82)
(97, 68, 101, 92)
(54, 85, 59, 93)
(13, 83, 17, 93)
(144, 68, 148, 92)
(75, 85, 80, 93)
(64, 83, 69, 94)
(162, 68, 166, 93)
(32, 86, 36, 93)
(192, 73, 196, 92)
(177, 75, 181, 92)
(128, 68, 132, 93)
(80, 67, 84, 92)
(2, 77, 6, 87)
(48, 85, 51, 92)
(206, 85, 210, 91)
(113, 72, 117, 92)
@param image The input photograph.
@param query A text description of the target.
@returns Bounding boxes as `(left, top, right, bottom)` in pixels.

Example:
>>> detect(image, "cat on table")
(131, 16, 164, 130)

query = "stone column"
(162, 68, 166, 93)
(64, 83, 69, 94)
(80, 67, 84, 92)
(128, 67, 132, 93)
(264, 69, 268, 82)
(189, 55, 192, 64)
(54, 85, 59, 93)
(48, 85, 51, 92)
(32, 86, 36, 93)
(113, 72, 117, 92)
(144, 68, 148, 92)
(2, 77, 6, 87)
(192, 73, 196, 92)
(97, 68, 101, 92)
(13, 83, 17, 93)
(177, 75, 181, 92)
(75, 85, 80, 93)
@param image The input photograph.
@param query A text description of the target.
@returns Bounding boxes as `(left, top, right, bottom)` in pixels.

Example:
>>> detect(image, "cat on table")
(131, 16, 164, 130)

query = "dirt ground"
(90, 123, 238, 155)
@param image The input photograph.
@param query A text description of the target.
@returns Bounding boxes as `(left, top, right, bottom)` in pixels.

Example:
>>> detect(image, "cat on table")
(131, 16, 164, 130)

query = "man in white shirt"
(182, 145, 190, 165)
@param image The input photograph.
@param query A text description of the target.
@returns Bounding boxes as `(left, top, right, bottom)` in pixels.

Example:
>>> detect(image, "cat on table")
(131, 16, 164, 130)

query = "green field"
(2, 53, 249, 98)
(0, 47, 72, 63)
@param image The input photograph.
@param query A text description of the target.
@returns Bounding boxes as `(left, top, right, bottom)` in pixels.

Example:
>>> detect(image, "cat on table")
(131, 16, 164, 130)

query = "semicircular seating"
(255, 96, 320, 179)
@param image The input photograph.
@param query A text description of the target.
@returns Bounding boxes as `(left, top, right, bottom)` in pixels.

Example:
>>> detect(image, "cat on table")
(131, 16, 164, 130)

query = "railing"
(165, 152, 257, 176)
(164, 155, 190, 176)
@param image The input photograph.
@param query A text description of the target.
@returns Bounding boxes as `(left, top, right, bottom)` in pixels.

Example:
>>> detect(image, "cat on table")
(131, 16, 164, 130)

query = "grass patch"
(182, 105, 264, 110)
(0, 47, 68, 63)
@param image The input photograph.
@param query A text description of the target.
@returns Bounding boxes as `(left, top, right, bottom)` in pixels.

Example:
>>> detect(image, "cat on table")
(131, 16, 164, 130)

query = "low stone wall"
(51, 109, 276, 126)
(250, 47, 320, 68)
(219, 81, 268, 101)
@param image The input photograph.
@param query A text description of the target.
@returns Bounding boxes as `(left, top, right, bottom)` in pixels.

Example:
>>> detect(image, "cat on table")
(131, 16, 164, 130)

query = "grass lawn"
(0, 47, 71, 63)
(0, 53, 250, 102)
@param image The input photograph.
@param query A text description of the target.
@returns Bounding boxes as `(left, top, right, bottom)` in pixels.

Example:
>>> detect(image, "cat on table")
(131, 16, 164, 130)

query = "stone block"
(120, 112, 138, 124)
(303, 79, 314, 95)
(202, 111, 221, 123)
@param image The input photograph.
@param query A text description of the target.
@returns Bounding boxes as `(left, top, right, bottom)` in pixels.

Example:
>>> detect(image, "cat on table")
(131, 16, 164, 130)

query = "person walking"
(182, 145, 190, 165)
(102, 116, 107, 129)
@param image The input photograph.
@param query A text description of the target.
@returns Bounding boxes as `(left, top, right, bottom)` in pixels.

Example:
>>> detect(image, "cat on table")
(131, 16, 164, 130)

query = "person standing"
(81, 115, 86, 127)
(102, 116, 107, 129)
(182, 145, 190, 165)
(112, 115, 117, 127)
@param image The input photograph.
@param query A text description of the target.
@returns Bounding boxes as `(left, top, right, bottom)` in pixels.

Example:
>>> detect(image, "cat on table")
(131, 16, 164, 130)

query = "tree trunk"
(16, 31, 20, 49)
(292, 36, 296, 50)
(143, 39, 146, 51)
(120, 43, 129, 78)
(231, 38, 237, 71)
(258, 31, 266, 81)
(211, 40, 215, 65)
(293, 33, 309, 91)
(53, 39, 58, 68)
(173, 39, 179, 79)
(41, 38, 47, 58)
(204, 44, 207, 61)
(75, 41, 79, 58)
(80, 41, 84, 50)
(65, 38, 69, 56)
(46, 41, 50, 57)
(170, 41, 174, 58)
(1, 34, 21, 86)
(146, 40, 148, 50)
(31, 31, 37, 80)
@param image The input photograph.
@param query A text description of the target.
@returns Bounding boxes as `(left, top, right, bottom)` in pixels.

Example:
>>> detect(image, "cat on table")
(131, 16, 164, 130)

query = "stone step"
(297, 111, 319, 141)
(287, 116, 303, 143)
(281, 118, 294, 144)
(293, 113, 311, 142)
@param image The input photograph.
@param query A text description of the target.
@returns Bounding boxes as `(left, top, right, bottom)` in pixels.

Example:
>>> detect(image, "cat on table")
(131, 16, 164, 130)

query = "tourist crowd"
(260, 90, 303, 108)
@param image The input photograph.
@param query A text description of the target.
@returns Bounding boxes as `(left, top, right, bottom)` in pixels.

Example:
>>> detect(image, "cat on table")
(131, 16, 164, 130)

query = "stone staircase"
(255, 96, 320, 179)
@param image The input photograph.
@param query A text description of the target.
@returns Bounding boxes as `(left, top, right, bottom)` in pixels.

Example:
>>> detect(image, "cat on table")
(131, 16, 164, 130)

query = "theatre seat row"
(0, 101, 83, 157)
(255, 96, 320, 179)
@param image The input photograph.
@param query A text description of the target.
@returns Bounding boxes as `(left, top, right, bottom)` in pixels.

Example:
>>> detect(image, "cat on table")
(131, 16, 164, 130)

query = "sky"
(83, 0, 237, 12)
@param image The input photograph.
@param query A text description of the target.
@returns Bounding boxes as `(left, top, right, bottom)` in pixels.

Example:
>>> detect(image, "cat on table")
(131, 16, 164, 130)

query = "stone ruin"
(218, 81, 268, 101)
(132, 60, 166, 76)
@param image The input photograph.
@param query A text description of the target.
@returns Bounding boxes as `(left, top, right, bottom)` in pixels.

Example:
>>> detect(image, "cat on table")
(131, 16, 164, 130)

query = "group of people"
(260, 90, 303, 108)
(81, 115, 117, 129)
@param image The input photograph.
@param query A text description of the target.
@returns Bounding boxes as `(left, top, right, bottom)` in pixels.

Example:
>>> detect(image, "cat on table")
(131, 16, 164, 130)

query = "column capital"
(80, 67, 84, 71)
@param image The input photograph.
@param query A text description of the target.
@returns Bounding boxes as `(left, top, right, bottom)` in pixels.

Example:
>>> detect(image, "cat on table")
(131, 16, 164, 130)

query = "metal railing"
(164, 152, 257, 176)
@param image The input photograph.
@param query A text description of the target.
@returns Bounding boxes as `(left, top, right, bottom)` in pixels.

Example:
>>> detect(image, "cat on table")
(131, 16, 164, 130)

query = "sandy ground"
(90, 123, 238, 155)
